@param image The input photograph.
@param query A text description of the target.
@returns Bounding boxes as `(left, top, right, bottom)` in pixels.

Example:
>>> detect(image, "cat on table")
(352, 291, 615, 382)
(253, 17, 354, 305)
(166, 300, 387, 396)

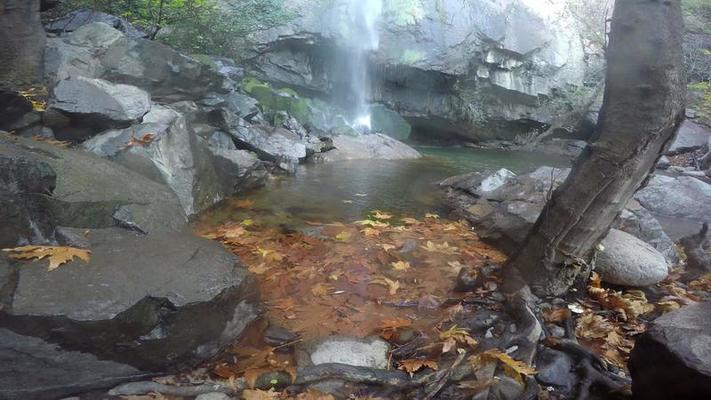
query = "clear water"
(198, 146, 571, 227)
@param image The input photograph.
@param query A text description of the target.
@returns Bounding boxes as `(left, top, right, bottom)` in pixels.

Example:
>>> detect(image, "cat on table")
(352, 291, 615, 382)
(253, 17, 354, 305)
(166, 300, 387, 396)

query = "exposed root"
(108, 380, 243, 397)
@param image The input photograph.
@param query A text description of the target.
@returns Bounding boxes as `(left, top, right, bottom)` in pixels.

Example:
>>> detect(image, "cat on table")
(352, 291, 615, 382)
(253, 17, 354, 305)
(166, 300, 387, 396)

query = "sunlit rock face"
(246, 0, 593, 142)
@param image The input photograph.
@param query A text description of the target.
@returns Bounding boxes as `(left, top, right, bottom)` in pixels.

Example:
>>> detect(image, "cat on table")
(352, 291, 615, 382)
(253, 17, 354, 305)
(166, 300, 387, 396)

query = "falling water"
(345, 0, 383, 132)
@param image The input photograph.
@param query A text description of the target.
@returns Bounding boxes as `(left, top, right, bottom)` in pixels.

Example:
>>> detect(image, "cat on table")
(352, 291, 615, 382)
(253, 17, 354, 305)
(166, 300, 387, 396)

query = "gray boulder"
(48, 76, 151, 133)
(635, 174, 711, 239)
(629, 302, 711, 400)
(0, 142, 57, 247)
(208, 147, 269, 194)
(441, 167, 680, 280)
(231, 123, 307, 163)
(45, 9, 148, 38)
(83, 106, 223, 216)
(314, 133, 421, 162)
(1, 135, 186, 234)
(0, 227, 259, 400)
(596, 229, 669, 287)
(666, 119, 710, 155)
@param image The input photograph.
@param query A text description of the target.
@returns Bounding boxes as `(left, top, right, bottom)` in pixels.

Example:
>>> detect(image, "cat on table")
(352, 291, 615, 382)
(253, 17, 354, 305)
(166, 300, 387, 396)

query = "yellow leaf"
(421, 241, 459, 255)
(360, 227, 381, 237)
(3, 245, 91, 271)
(242, 389, 280, 400)
(391, 260, 411, 271)
(398, 359, 439, 377)
(470, 349, 536, 384)
(371, 277, 400, 295)
(378, 244, 396, 251)
(241, 219, 255, 226)
(335, 231, 352, 242)
(439, 325, 477, 352)
(401, 217, 420, 225)
(255, 247, 284, 263)
(425, 213, 440, 219)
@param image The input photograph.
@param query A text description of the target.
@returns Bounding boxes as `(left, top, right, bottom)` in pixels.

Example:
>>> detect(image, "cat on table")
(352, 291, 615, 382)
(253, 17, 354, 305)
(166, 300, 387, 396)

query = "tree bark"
(507, 0, 686, 297)
(0, 0, 46, 89)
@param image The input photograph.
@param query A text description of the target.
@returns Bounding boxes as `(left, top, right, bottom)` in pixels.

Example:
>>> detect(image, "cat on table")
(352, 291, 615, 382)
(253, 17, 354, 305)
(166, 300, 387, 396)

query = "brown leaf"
(3, 245, 91, 271)
(398, 359, 439, 376)
(470, 349, 536, 385)
(543, 307, 570, 324)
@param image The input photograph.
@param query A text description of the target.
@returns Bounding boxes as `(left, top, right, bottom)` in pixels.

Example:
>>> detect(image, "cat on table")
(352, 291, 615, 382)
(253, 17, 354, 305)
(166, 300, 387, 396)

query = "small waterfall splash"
(344, 0, 382, 132)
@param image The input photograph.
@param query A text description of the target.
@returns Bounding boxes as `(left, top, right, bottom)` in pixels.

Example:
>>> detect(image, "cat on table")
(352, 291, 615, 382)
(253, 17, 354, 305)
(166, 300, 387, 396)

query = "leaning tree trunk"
(508, 0, 686, 297)
(0, 0, 45, 89)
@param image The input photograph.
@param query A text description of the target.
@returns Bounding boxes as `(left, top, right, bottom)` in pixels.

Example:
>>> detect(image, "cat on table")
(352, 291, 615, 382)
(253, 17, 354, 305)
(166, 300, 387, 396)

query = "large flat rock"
(0, 228, 260, 399)
(0, 135, 187, 234)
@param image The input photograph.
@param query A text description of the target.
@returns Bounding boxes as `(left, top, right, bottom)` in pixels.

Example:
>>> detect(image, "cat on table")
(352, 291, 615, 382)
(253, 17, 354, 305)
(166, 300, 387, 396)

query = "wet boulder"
(0, 141, 57, 247)
(83, 105, 223, 216)
(595, 229, 669, 287)
(1, 135, 186, 234)
(615, 201, 678, 264)
(629, 302, 711, 400)
(314, 133, 421, 162)
(231, 122, 307, 163)
(208, 146, 269, 194)
(665, 119, 710, 155)
(0, 227, 260, 400)
(297, 336, 390, 369)
(48, 76, 151, 139)
(635, 174, 711, 239)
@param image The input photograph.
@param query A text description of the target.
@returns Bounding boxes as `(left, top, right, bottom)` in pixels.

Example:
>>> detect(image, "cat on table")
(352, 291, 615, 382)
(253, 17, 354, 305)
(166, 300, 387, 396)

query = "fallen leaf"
(295, 389, 336, 400)
(3, 245, 91, 271)
(126, 133, 155, 147)
(391, 260, 411, 271)
(398, 359, 438, 376)
(575, 312, 614, 339)
(543, 307, 570, 324)
(378, 244, 396, 251)
(311, 283, 332, 297)
(470, 349, 536, 384)
(370, 277, 400, 295)
(425, 213, 440, 219)
(421, 241, 459, 255)
(354, 219, 389, 228)
(234, 199, 255, 208)
(255, 247, 284, 263)
(401, 217, 420, 225)
(248, 263, 270, 275)
(439, 325, 477, 352)
(241, 219, 255, 226)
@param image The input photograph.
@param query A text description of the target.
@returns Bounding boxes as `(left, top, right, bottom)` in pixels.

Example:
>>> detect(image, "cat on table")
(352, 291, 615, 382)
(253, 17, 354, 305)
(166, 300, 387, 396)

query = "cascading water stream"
(344, 0, 383, 132)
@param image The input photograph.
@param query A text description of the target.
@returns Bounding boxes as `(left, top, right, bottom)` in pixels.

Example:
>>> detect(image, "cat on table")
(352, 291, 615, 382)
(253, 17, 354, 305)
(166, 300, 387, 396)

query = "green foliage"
(688, 82, 711, 126)
(63, 0, 295, 58)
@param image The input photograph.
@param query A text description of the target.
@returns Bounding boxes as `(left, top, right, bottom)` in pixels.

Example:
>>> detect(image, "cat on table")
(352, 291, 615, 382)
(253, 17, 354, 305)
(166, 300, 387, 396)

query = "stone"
(48, 76, 151, 134)
(0, 90, 34, 131)
(64, 22, 125, 50)
(208, 147, 269, 194)
(629, 302, 711, 400)
(208, 130, 237, 150)
(44, 37, 104, 85)
(657, 155, 671, 169)
(264, 325, 299, 348)
(230, 123, 307, 163)
(666, 119, 710, 154)
(616, 201, 679, 264)
(596, 229, 669, 287)
(45, 9, 148, 38)
(0, 144, 57, 247)
(1, 135, 186, 234)
(0, 227, 259, 400)
(83, 107, 224, 215)
(369, 104, 411, 141)
(635, 174, 711, 239)
(297, 336, 390, 369)
(315, 133, 421, 162)
(535, 349, 575, 391)
(99, 36, 228, 101)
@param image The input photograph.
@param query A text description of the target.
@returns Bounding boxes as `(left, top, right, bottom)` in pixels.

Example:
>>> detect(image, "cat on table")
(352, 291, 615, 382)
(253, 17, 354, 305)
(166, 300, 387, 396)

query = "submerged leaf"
(470, 349, 536, 384)
(391, 260, 411, 271)
(398, 359, 438, 376)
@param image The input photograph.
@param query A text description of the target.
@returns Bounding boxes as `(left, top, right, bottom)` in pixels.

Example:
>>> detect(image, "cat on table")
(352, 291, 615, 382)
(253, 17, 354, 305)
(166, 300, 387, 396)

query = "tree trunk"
(0, 0, 46, 89)
(507, 0, 686, 297)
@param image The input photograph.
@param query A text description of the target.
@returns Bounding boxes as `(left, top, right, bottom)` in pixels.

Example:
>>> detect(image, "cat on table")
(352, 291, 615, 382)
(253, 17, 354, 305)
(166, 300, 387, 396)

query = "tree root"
(544, 337, 631, 400)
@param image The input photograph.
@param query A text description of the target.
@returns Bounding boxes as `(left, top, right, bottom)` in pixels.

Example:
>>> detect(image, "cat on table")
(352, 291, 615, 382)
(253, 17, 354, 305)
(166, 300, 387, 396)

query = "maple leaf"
(335, 231, 352, 242)
(372, 210, 393, 220)
(421, 241, 459, 255)
(370, 277, 400, 295)
(360, 227, 381, 237)
(470, 349, 536, 384)
(391, 260, 411, 271)
(400, 217, 420, 225)
(425, 213, 440, 219)
(241, 219, 255, 226)
(543, 307, 570, 324)
(689, 274, 711, 291)
(3, 245, 91, 271)
(575, 312, 615, 339)
(378, 244, 396, 251)
(255, 247, 284, 263)
(380, 317, 411, 339)
(439, 325, 477, 352)
(242, 389, 281, 400)
(32, 135, 71, 147)
(398, 359, 439, 376)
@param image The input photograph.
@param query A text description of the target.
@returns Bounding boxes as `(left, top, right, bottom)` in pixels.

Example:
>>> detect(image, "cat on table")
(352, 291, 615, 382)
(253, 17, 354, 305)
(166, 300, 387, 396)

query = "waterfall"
(344, 0, 383, 132)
